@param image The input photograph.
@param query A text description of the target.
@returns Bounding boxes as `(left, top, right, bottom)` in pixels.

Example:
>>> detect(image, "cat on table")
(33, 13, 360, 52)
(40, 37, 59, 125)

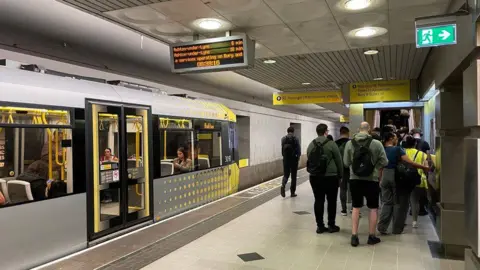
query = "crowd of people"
(281, 121, 433, 247)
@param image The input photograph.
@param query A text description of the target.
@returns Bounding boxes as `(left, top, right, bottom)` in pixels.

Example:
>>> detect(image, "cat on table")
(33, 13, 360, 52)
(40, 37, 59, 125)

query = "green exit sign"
(416, 24, 456, 48)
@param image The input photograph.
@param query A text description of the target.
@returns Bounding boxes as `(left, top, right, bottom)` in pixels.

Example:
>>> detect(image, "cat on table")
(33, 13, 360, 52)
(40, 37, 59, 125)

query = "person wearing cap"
(411, 128, 430, 154)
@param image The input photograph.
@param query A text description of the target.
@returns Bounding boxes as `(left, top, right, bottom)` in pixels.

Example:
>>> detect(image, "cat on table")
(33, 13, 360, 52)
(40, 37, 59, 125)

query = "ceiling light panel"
(344, 0, 372, 10)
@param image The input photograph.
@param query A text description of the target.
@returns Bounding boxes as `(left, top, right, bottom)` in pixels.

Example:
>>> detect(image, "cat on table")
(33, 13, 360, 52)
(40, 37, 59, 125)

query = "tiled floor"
(141, 180, 464, 270)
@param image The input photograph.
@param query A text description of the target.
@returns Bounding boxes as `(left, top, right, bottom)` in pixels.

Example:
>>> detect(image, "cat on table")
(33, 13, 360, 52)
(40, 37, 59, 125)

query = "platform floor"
(141, 180, 464, 270)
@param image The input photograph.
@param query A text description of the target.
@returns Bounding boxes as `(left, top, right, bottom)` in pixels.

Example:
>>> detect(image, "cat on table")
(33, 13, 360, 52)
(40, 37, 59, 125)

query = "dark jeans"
(340, 169, 350, 212)
(282, 158, 298, 194)
(309, 175, 339, 227)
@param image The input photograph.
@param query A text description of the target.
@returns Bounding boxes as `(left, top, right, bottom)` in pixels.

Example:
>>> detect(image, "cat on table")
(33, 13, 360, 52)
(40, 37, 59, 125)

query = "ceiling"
(0, 0, 347, 120)
(0, 0, 458, 121)
(59, 0, 449, 92)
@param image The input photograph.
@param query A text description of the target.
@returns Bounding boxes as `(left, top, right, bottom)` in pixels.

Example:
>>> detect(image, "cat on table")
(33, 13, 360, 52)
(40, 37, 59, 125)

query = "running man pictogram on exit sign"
(416, 24, 456, 48)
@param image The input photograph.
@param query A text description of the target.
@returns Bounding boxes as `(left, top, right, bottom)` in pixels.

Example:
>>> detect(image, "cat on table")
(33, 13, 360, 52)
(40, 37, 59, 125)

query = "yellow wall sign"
(340, 115, 349, 123)
(349, 80, 410, 103)
(273, 91, 342, 105)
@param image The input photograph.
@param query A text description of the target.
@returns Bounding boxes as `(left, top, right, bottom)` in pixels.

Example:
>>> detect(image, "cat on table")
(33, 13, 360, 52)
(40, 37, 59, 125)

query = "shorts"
(349, 180, 380, 209)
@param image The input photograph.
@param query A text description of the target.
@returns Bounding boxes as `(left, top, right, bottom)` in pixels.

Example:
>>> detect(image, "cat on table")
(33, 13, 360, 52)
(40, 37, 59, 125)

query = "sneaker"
(280, 186, 285, 198)
(367, 235, 381, 245)
(328, 225, 340, 233)
(291, 193, 297, 197)
(341, 210, 347, 216)
(412, 221, 418, 228)
(351, 235, 359, 247)
(316, 226, 328, 234)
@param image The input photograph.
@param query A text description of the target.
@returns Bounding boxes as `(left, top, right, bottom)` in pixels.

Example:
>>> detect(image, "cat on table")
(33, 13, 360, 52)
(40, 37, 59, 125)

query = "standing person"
(377, 133, 429, 235)
(335, 126, 350, 216)
(281, 127, 301, 198)
(307, 124, 343, 233)
(343, 122, 388, 247)
(371, 127, 382, 141)
(411, 128, 430, 216)
(385, 119, 397, 133)
(403, 136, 428, 228)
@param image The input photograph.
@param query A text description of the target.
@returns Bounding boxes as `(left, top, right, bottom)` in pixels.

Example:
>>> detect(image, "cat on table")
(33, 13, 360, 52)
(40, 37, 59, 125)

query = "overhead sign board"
(340, 115, 349, 123)
(170, 35, 255, 74)
(273, 91, 342, 105)
(349, 80, 411, 103)
(416, 24, 456, 48)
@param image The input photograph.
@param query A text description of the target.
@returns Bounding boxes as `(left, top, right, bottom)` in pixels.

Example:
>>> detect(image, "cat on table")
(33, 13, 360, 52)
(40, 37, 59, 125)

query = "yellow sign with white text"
(349, 80, 410, 103)
(273, 91, 342, 105)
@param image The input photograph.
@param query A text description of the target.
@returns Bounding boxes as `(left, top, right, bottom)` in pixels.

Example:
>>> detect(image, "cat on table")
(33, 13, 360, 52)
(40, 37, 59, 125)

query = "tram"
(0, 62, 239, 269)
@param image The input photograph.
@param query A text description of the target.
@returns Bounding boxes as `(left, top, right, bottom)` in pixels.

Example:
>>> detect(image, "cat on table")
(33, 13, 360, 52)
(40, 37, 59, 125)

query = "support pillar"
(435, 80, 467, 258)
(464, 60, 480, 268)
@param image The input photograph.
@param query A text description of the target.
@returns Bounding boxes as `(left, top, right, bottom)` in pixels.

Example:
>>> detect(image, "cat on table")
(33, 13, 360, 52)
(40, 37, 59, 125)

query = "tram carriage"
(0, 63, 240, 269)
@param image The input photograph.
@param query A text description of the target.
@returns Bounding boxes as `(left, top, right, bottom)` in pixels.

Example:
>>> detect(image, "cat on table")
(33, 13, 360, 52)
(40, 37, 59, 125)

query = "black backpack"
(396, 150, 422, 189)
(351, 138, 375, 177)
(307, 139, 330, 176)
(283, 136, 296, 158)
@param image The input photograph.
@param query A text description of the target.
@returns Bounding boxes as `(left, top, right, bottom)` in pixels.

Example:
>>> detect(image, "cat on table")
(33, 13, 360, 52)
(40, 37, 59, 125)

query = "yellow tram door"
(87, 100, 151, 240)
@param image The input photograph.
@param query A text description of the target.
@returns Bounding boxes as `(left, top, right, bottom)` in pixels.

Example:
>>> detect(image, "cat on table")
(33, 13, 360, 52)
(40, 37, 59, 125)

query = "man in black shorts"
(343, 122, 388, 247)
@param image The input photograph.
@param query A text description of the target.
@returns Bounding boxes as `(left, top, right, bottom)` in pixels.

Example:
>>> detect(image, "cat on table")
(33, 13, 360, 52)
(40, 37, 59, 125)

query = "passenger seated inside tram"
(0, 190, 5, 206)
(46, 179, 67, 198)
(100, 148, 118, 164)
(17, 160, 48, 201)
(100, 148, 118, 203)
(173, 147, 192, 174)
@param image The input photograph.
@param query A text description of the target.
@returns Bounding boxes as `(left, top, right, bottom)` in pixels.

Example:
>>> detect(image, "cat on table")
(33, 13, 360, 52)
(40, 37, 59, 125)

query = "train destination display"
(170, 35, 255, 73)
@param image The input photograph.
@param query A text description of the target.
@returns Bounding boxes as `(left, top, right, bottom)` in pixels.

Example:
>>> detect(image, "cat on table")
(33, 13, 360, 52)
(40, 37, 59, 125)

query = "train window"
(0, 106, 73, 207)
(159, 117, 194, 177)
(97, 113, 120, 218)
(194, 120, 222, 169)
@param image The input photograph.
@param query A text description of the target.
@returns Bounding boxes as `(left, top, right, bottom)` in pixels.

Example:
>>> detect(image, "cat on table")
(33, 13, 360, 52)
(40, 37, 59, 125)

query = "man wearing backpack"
(281, 127, 301, 197)
(343, 122, 388, 247)
(335, 126, 350, 216)
(307, 124, 343, 234)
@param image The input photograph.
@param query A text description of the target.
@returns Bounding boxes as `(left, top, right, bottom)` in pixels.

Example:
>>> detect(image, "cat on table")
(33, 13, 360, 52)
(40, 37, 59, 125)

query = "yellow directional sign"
(273, 91, 342, 105)
(340, 115, 349, 123)
(349, 80, 410, 103)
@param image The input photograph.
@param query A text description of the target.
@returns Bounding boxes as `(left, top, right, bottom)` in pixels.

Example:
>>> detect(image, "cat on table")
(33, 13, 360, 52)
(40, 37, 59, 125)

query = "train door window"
(97, 112, 121, 224)
(0, 105, 74, 206)
(159, 117, 194, 176)
(125, 114, 145, 215)
(194, 120, 222, 169)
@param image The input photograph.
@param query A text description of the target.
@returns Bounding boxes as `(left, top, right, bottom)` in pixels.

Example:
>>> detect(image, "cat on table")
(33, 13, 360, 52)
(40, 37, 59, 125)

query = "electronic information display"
(170, 35, 255, 74)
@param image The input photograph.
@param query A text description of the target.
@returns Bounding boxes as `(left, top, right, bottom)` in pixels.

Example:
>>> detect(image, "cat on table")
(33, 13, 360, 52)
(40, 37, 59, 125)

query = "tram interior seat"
(7, 180, 34, 204)
(198, 157, 210, 170)
(0, 179, 10, 203)
(161, 161, 174, 176)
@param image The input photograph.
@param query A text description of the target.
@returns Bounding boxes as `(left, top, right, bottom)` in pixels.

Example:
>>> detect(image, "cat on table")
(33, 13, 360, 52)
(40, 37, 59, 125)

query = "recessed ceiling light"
(344, 0, 371, 10)
(364, 49, 379, 55)
(196, 18, 222, 30)
(302, 82, 311, 85)
(355, 27, 376, 37)
(348, 27, 388, 38)
(373, 77, 383, 80)
(263, 59, 276, 64)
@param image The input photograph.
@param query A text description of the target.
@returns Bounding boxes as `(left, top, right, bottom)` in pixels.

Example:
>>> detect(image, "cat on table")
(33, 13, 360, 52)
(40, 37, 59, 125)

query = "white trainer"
(412, 221, 418, 228)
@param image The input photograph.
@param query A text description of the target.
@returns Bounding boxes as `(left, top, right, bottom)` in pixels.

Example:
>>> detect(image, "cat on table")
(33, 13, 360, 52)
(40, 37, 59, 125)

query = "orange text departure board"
(170, 35, 254, 73)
